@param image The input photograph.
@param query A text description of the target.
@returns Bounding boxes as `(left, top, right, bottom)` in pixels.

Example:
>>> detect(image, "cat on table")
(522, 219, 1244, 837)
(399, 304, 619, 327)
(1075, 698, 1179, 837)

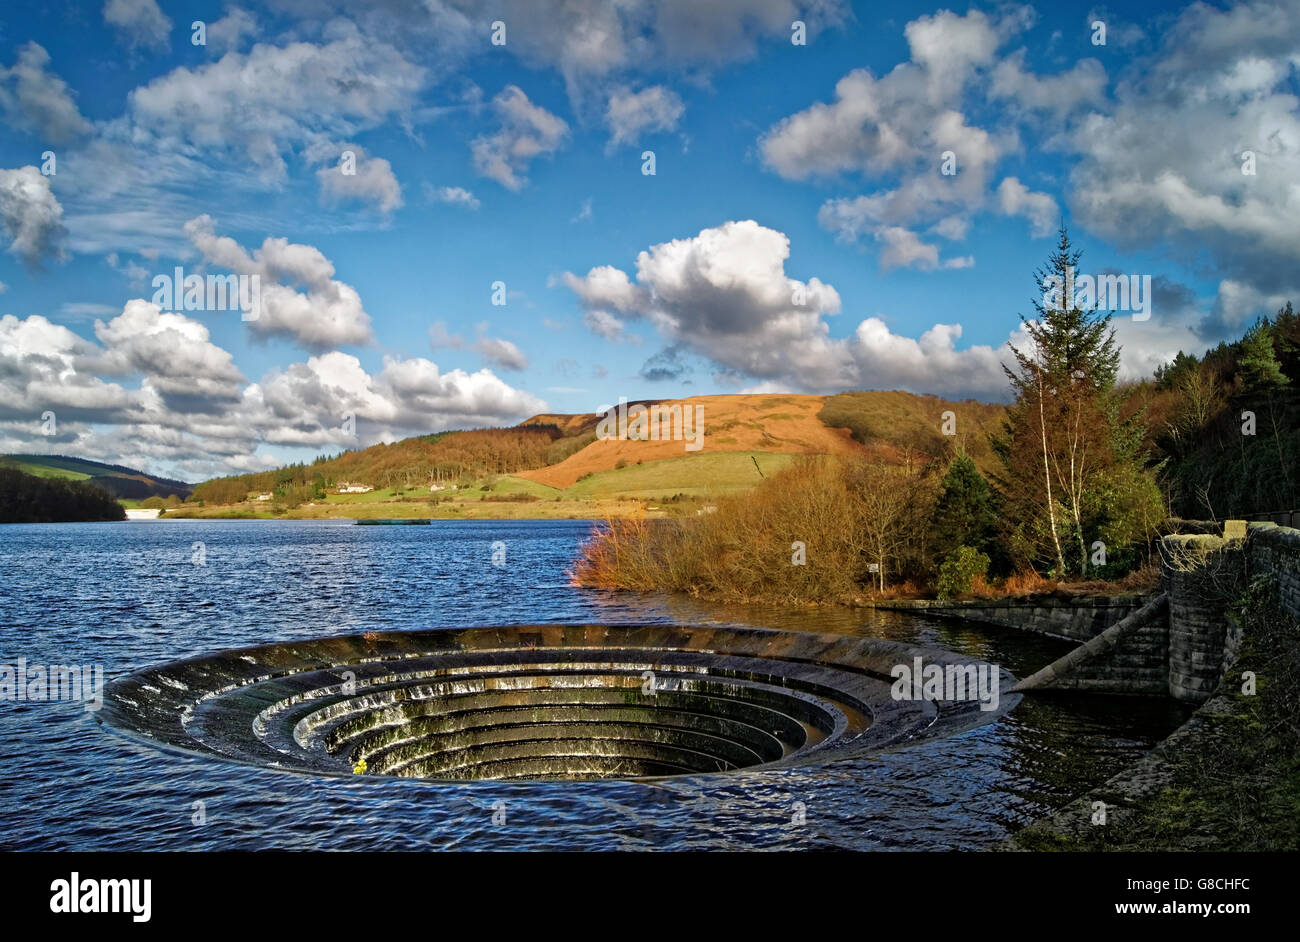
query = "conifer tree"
(1238, 319, 1288, 393)
(993, 226, 1157, 577)
(931, 452, 997, 561)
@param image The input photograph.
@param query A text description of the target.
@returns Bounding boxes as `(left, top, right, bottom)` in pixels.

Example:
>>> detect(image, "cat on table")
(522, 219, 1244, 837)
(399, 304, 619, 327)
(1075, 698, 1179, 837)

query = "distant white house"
(338, 482, 373, 494)
(125, 508, 162, 520)
(254, 493, 272, 502)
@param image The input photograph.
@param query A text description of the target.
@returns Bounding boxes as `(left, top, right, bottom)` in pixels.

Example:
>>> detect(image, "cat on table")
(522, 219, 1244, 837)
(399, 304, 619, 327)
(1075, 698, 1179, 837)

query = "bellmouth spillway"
(98, 624, 1022, 782)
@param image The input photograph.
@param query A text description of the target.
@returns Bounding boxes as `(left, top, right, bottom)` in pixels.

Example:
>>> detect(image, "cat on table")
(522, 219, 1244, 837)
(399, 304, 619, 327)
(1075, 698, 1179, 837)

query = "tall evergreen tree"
(992, 226, 1160, 577)
(1238, 319, 1288, 393)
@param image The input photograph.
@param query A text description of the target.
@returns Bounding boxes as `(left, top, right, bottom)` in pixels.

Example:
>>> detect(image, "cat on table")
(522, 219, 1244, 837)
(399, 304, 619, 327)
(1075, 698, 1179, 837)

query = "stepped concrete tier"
(99, 624, 1020, 782)
(1011, 594, 1169, 693)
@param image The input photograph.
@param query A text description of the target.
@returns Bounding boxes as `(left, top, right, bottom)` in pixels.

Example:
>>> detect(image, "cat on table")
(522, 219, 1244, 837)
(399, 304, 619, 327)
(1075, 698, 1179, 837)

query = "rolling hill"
(516, 394, 860, 488)
(1, 455, 192, 500)
(181, 391, 1007, 511)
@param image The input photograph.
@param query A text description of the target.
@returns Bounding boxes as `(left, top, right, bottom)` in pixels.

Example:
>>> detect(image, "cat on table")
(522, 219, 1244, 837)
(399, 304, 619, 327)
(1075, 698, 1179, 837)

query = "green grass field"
(7, 460, 92, 481)
(162, 452, 796, 519)
(484, 476, 562, 498)
(317, 478, 563, 503)
(322, 487, 405, 503)
(563, 451, 796, 499)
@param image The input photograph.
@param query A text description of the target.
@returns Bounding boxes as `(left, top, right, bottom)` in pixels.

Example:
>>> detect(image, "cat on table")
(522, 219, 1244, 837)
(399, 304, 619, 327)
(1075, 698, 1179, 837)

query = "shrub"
(573, 455, 933, 604)
(936, 545, 990, 600)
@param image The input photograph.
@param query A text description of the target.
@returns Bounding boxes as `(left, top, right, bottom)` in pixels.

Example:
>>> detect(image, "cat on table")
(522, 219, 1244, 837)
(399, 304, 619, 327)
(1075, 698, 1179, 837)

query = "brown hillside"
(519, 412, 603, 437)
(517, 394, 860, 488)
(188, 391, 1007, 502)
(816, 390, 1007, 475)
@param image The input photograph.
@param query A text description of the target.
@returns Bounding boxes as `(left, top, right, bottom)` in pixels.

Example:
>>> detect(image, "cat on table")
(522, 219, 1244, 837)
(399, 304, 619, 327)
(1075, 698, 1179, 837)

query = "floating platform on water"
(354, 518, 432, 525)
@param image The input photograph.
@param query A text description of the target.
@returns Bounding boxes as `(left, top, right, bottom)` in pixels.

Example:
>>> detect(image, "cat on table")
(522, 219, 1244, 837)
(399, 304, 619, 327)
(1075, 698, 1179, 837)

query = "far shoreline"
(157, 498, 660, 522)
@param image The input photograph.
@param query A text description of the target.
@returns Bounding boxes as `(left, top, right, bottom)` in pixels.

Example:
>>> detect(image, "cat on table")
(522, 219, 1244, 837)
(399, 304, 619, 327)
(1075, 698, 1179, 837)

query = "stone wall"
(1247, 522, 1300, 617)
(1161, 534, 1246, 703)
(1002, 523, 1300, 850)
(883, 525, 1300, 700)
(880, 595, 1147, 641)
(1046, 615, 1168, 695)
(880, 595, 1168, 695)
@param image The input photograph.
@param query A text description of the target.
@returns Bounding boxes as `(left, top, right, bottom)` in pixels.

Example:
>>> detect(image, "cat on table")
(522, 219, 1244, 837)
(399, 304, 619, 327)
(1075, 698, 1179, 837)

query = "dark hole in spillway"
(98, 625, 1020, 782)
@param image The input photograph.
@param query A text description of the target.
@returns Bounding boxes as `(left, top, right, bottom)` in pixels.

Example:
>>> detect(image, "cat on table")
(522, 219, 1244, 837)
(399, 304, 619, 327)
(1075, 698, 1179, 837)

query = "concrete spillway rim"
(97, 623, 1021, 785)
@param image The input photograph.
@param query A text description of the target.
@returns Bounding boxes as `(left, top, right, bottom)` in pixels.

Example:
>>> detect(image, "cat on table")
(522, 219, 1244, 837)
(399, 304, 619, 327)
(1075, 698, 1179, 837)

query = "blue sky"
(1, 0, 1297, 479)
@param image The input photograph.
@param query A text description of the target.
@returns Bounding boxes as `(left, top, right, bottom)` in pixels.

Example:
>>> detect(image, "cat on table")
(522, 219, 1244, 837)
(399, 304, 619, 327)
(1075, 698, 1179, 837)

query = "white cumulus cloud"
(0, 166, 66, 266)
(471, 85, 569, 191)
(605, 85, 684, 149)
(103, 0, 172, 52)
(184, 215, 374, 350)
(0, 43, 94, 144)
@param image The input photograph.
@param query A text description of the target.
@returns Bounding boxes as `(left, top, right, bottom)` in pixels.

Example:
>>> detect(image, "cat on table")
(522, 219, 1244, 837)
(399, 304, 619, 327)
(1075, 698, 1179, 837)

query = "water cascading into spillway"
(98, 625, 1020, 782)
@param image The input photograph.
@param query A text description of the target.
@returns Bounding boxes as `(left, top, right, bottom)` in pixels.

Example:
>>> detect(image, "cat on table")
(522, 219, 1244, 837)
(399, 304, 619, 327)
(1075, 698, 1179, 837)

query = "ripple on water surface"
(0, 520, 1189, 850)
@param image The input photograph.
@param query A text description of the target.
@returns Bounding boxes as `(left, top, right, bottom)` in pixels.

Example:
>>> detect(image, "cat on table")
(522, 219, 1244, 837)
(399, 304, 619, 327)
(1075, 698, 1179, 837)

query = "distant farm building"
(338, 483, 373, 494)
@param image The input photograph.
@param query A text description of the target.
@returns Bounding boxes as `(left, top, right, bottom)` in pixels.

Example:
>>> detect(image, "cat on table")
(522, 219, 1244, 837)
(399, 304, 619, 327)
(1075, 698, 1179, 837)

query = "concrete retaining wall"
(1003, 524, 1300, 849)
(1248, 522, 1300, 618)
(1161, 534, 1246, 702)
(883, 524, 1300, 700)
(879, 595, 1146, 640)
(881, 595, 1167, 695)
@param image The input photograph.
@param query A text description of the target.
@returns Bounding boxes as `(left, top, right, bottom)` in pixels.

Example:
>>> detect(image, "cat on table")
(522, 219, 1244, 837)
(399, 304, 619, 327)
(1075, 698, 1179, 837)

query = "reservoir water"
(0, 519, 1188, 850)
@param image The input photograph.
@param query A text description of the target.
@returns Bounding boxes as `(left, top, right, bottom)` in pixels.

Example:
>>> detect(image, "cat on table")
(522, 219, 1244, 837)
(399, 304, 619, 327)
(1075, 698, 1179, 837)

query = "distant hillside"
(2, 454, 192, 500)
(517, 394, 861, 488)
(0, 466, 126, 523)
(187, 391, 1006, 504)
(816, 391, 1006, 475)
(188, 423, 593, 504)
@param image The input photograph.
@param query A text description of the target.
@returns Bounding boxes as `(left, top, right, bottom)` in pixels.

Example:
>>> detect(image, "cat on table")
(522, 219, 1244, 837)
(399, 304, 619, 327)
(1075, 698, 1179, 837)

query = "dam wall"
(882, 595, 1166, 695)
(1002, 526, 1300, 850)
(1246, 522, 1300, 618)
(885, 522, 1300, 701)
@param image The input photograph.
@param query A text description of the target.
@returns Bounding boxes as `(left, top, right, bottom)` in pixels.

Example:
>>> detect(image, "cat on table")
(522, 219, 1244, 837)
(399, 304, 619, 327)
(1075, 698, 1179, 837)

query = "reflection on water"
(0, 519, 1189, 850)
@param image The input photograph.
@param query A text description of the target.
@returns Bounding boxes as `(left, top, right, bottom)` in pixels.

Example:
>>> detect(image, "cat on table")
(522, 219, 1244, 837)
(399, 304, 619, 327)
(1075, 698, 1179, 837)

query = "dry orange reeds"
(572, 455, 922, 604)
(866, 579, 926, 601)
(997, 569, 1058, 596)
(570, 516, 663, 590)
